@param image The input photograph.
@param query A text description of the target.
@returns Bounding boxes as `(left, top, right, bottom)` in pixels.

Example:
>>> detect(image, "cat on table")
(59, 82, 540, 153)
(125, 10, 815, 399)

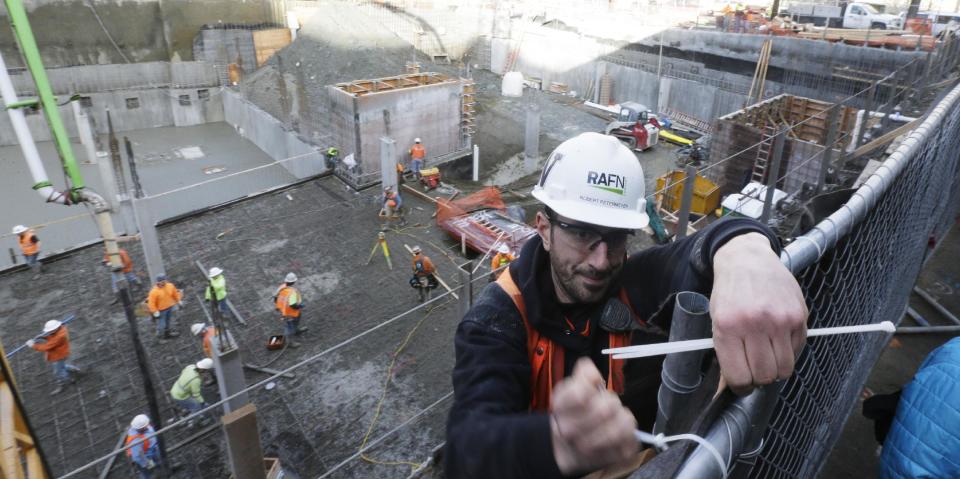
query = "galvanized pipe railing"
(655, 291, 712, 435)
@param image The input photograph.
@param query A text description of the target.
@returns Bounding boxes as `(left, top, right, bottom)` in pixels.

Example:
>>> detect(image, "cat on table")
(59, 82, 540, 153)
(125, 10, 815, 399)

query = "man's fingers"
(714, 334, 753, 395)
(745, 334, 778, 386)
(771, 332, 795, 380)
(571, 357, 605, 388)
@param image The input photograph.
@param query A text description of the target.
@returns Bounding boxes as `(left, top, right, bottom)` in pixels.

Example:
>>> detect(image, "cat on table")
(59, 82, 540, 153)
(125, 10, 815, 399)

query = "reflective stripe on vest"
(125, 432, 150, 457)
(495, 272, 636, 412)
(276, 286, 301, 318)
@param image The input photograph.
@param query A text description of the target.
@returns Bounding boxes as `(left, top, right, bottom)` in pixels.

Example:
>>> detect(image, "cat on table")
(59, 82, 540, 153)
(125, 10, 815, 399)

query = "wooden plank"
(0, 383, 24, 479)
(402, 184, 439, 204)
(848, 116, 924, 159)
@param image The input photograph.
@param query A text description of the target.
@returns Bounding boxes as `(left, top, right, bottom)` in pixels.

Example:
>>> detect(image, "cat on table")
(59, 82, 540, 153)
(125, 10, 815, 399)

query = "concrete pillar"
(72, 101, 99, 164)
(222, 404, 267, 479)
(211, 333, 248, 413)
(380, 137, 398, 191)
(524, 104, 540, 173)
(131, 197, 166, 282)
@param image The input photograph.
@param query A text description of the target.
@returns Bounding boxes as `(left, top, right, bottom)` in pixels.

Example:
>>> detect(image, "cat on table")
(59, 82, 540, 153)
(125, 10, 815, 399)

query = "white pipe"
(472, 144, 479, 182)
(0, 49, 68, 204)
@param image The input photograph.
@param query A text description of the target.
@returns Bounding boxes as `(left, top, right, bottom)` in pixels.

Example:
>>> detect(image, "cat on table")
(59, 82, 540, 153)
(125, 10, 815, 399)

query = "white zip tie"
(605, 321, 895, 359)
(634, 430, 728, 479)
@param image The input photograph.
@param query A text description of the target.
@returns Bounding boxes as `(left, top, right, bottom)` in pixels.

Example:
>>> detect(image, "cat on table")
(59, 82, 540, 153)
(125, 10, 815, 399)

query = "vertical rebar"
(760, 131, 786, 224)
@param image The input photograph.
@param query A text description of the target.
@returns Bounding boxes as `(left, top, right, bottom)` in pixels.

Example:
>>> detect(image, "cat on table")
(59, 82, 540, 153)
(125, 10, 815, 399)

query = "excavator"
(603, 102, 661, 151)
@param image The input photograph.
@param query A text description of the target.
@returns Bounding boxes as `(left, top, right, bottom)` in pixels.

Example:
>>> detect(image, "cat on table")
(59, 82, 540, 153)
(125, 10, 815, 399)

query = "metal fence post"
(760, 131, 786, 224)
(458, 261, 474, 319)
(817, 106, 840, 193)
(676, 165, 696, 239)
(855, 82, 876, 150)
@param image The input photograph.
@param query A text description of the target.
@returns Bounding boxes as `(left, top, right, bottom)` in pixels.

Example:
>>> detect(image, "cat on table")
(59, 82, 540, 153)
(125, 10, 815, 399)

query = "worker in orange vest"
(27, 319, 83, 395)
(274, 272, 307, 347)
(382, 185, 404, 219)
(126, 414, 162, 478)
(409, 138, 426, 179)
(147, 275, 182, 340)
(190, 323, 221, 358)
(103, 248, 142, 303)
(12, 224, 41, 275)
(410, 246, 439, 301)
(489, 243, 515, 282)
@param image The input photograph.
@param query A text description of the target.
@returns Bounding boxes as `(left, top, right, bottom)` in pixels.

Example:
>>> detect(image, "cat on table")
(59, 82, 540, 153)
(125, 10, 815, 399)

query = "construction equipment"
(419, 167, 442, 191)
(603, 102, 661, 151)
(365, 232, 393, 270)
(655, 170, 721, 216)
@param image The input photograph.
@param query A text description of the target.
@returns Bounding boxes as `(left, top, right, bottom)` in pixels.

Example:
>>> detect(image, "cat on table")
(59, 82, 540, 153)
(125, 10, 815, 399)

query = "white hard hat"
(12, 225, 27, 235)
(208, 267, 223, 278)
(412, 245, 422, 254)
(284, 272, 297, 283)
(196, 358, 214, 370)
(531, 132, 648, 229)
(191, 323, 206, 336)
(130, 414, 150, 430)
(43, 320, 62, 333)
(497, 244, 510, 254)
(415, 138, 421, 143)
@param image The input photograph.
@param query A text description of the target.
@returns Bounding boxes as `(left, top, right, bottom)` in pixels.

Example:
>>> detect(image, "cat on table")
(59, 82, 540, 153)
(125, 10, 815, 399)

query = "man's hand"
(550, 358, 639, 475)
(25, 340, 35, 348)
(153, 311, 160, 319)
(710, 232, 808, 395)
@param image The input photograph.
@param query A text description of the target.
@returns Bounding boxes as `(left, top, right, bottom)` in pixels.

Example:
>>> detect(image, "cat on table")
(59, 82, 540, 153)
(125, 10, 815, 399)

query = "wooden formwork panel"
(253, 28, 292, 67)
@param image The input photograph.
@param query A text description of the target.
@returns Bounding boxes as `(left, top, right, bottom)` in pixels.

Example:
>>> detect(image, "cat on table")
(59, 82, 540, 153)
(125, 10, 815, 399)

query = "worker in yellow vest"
(12, 224, 41, 275)
(490, 243, 515, 282)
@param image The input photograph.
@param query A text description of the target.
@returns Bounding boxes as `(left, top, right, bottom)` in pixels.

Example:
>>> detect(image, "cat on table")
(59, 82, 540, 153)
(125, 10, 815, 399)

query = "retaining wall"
(222, 89, 325, 179)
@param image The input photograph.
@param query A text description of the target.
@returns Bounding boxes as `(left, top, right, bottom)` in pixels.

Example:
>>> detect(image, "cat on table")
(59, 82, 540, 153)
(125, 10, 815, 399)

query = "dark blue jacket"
(880, 337, 960, 478)
(445, 218, 779, 478)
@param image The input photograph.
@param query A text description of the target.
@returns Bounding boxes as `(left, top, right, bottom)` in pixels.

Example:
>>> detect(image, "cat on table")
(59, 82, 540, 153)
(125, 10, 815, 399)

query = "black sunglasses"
(546, 211, 633, 250)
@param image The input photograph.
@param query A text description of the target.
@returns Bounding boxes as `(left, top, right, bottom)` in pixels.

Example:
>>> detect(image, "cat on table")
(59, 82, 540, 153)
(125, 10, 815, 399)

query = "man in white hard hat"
(489, 243, 515, 282)
(409, 138, 426, 180)
(170, 358, 214, 423)
(445, 132, 808, 478)
(203, 266, 230, 318)
(125, 414, 162, 478)
(273, 272, 307, 347)
(27, 319, 83, 395)
(12, 224, 42, 275)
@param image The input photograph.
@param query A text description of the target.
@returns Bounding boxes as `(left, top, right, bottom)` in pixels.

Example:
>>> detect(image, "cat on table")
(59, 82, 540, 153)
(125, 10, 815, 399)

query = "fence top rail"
(780, 80, 960, 274)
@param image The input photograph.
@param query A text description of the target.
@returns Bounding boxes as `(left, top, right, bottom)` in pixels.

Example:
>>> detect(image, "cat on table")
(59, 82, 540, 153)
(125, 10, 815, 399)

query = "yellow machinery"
(659, 130, 694, 146)
(0, 344, 50, 479)
(655, 169, 721, 215)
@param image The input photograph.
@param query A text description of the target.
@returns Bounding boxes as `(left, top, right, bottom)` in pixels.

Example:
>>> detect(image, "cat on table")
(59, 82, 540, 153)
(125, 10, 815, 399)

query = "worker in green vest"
(204, 267, 230, 318)
(170, 358, 214, 426)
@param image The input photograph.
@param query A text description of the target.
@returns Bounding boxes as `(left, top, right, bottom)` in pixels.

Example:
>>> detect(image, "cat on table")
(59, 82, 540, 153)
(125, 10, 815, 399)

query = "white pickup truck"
(786, 2, 902, 29)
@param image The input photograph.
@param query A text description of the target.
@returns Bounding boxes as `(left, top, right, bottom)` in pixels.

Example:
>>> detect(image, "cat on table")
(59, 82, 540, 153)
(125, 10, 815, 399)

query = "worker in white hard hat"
(12, 224, 42, 276)
(125, 414, 162, 478)
(445, 132, 808, 478)
(409, 138, 426, 179)
(203, 266, 230, 318)
(410, 245, 438, 302)
(170, 358, 215, 424)
(26, 319, 83, 395)
(273, 272, 307, 347)
(382, 185, 404, 223)
(489, 243, 516, 282)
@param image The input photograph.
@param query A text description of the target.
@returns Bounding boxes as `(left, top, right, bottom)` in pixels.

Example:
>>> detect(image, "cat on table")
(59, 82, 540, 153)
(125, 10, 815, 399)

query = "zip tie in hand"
(634, 430, 729, 479)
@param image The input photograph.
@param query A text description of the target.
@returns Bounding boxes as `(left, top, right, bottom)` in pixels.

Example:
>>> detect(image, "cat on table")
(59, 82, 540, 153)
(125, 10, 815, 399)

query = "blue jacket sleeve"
(445, 290, 564, 479)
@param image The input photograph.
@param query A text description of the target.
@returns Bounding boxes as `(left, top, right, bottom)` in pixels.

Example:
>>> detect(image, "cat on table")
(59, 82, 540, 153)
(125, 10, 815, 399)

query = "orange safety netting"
(436, 186, 507, 225)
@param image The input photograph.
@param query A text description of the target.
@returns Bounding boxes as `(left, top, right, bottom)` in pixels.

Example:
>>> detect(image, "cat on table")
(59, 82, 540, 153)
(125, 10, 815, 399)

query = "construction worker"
(325, 146, 339, 169)
(396, 160, 406, 184)
(126, 414, 162, 479)
(489, 243, 515, 282)
(102, 248, 141, 303)
(410, 245, 438, 301)
(204, 267, 230, 318)
(444, 132, 808, 478)
(717, 3, 731, 31)
(382, 186, 404, 220)
(191, 323, 220, 358)
(274, 272, 307, 347)
(12, 224, 41, 275)
(26, 319, 82, 395)
(170, 358, 214, 421)
(147, 275, 182, 340)
(734, 2, 747, 33)
(409, 138, 426, 179)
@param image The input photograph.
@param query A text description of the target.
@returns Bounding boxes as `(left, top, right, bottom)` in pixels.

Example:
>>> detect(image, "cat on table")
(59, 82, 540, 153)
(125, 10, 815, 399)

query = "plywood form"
(253, 28, 292, 67)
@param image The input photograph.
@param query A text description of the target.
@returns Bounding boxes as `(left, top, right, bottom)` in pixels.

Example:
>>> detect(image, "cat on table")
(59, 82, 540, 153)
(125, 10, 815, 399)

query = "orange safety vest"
(202, 327, 218, 357)
(19, 230, 39, 256)
(495, 272, 636, 412)
(491, 253, 514, 271)
(104, 249, 134, 273)
(125, 431, 151, 457)
(410, 143, 426, 160)
(275, 285, 301, 318)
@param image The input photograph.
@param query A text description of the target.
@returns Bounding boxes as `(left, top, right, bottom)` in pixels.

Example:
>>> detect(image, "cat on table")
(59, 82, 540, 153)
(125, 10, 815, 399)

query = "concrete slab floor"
(0, 122, 282, 270)
(820, 218, 960, 478)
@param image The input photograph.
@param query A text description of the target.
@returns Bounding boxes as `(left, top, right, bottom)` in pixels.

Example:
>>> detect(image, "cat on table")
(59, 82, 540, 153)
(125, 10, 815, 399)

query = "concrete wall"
(0, 0, 280, 67)
(0, 62, 223, 146)
(354, 81, 463, 175)
(222, 89, 325, 179)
